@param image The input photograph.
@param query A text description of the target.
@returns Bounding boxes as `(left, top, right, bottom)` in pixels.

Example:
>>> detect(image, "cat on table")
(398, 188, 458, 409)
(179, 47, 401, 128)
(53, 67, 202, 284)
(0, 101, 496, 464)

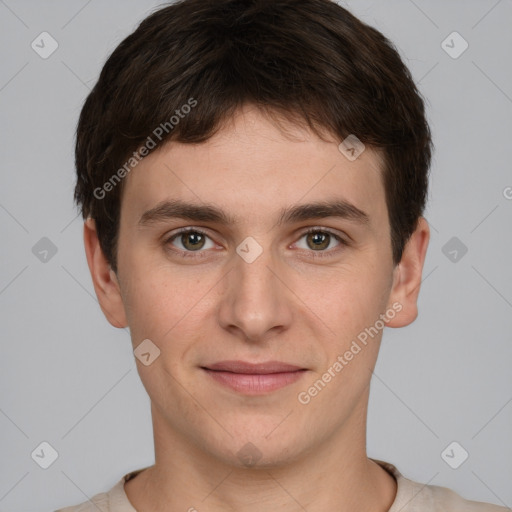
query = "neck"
(125, 397, 397, 511)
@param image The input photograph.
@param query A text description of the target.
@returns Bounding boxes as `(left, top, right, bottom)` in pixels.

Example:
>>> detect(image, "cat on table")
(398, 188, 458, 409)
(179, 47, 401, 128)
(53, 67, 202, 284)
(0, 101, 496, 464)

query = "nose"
(217, 241, 294, 344)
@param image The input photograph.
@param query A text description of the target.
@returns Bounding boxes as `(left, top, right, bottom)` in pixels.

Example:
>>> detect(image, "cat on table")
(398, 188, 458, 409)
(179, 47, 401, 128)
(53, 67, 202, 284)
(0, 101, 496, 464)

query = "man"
(56, 0, 507, 510)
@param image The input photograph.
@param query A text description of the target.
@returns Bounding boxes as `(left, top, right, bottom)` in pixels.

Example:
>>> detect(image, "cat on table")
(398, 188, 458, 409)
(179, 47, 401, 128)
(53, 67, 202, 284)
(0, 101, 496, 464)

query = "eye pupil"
(307, 232, 330, 250)
(182, 232, 205, 250)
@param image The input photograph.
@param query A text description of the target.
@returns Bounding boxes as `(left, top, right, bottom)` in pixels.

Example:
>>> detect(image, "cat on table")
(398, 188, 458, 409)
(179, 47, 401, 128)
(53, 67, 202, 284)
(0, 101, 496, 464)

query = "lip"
(201, 360, 307, 394)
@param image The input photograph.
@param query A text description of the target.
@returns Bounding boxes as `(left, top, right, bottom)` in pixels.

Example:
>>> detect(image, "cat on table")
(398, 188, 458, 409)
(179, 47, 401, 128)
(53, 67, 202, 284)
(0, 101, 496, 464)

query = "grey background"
(0, 0, 511, 510)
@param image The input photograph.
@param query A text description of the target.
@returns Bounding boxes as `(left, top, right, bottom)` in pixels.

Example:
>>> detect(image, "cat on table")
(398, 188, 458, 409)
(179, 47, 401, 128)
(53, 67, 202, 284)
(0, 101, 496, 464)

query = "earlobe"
(83, 218, 128, 329)
(386, 217, 430, 328)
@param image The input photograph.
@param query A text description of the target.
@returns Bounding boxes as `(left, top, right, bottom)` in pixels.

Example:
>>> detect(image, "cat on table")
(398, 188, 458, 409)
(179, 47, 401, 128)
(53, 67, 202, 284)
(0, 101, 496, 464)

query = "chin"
(205, 423, 310, 470)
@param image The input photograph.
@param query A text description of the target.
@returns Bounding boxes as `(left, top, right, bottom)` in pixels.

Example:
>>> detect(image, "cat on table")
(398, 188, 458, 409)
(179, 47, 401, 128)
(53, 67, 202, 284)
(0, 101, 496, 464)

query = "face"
(86, 104, 429, 468)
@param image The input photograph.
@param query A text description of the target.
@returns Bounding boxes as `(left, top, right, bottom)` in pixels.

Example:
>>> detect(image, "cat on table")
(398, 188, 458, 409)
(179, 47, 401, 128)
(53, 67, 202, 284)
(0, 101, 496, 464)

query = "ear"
(386, 217, 430, 328)
(83, 217, 128, 328)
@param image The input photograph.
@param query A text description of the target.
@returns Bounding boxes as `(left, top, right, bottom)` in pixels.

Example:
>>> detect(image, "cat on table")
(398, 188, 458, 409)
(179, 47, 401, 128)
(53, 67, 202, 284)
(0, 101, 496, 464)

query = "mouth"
(201, 360, 308, 395)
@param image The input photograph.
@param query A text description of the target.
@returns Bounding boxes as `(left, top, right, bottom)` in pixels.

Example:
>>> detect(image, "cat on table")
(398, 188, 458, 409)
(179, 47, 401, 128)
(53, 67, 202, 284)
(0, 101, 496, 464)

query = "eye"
(294, 228, 347, 254)
(165, 228, 215, 254)
(164, 226, 348, 259)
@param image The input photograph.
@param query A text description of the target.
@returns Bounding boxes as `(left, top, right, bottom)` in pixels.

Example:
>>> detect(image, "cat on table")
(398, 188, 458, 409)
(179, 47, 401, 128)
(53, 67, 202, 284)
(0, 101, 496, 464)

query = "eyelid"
(166, 226, 209, 237)
(297, 226, 348, 242)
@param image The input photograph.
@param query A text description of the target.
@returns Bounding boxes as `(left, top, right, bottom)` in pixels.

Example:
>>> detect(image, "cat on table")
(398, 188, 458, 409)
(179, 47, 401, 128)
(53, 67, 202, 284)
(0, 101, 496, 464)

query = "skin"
(84, 104, 429, 511)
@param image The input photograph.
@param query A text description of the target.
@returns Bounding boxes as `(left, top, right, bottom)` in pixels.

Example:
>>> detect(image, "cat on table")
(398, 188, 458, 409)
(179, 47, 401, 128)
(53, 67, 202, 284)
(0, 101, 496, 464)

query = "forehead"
(120, 106, 388, 230)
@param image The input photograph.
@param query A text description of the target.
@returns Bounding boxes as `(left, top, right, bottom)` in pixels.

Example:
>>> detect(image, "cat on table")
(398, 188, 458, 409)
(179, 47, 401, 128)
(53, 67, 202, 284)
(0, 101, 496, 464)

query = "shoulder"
(54, 468, 145, 512)
(54, 490, 110, 512)
(373, 459, 509, 512)
(425, 483, 509, 511)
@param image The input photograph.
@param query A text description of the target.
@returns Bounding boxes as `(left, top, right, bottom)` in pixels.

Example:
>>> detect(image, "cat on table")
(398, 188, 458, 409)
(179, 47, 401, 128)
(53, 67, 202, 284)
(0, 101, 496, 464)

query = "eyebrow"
(138, 199, 370, 228)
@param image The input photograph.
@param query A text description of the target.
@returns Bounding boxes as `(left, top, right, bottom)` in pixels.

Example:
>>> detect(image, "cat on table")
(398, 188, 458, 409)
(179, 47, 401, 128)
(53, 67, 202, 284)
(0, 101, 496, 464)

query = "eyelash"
(164, 227, 349, 259)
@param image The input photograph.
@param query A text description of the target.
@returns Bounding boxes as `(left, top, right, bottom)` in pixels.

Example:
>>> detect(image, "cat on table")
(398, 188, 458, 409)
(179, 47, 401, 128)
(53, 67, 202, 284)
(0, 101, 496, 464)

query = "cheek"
(119, 239, 174, 326)
(120, 265, 176, 344)
(316, 262, 390, 339)
(121, 265, 211, 366)
(303, 270, 389, 400)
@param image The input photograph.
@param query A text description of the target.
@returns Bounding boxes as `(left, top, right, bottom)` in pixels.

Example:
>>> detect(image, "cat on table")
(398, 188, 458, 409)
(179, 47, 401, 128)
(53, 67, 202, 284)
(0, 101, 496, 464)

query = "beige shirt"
(55, 459, 508, 511)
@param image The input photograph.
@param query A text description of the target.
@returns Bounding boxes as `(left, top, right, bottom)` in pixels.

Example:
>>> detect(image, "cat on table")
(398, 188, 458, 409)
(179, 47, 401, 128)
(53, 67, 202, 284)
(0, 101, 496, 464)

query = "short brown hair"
(74, 0, 433, 273)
